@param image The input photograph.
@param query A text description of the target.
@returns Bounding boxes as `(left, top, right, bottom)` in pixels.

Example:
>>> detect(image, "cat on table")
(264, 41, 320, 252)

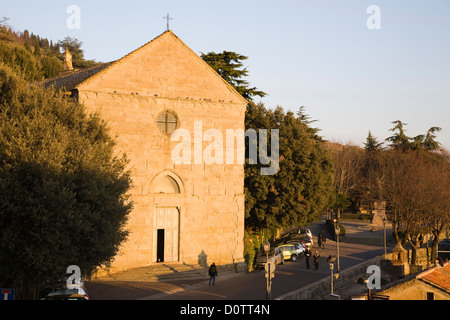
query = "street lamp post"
(383, 217, 387, 255)
(330, 263, 334, 295)
(327, 255, 336, 299)
(334, 219, 340, 272)
(263, 241, 271, 300)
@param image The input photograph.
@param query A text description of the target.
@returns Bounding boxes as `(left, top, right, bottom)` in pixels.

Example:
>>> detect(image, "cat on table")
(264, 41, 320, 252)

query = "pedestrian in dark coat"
(318, 233, 322, 248)
(209, 263, 218, 285)
(314, 251, 320, 270)
(321, 231, 326, 249)
(304, 247, 311, 269)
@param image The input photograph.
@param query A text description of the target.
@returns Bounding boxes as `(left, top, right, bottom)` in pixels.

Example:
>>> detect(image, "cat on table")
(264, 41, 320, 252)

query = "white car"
(299, 228, 312, 239)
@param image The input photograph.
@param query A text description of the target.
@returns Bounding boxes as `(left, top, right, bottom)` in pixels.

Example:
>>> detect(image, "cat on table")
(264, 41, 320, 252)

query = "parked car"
(255, 246, 284, 268)
(299, 228, 313, 239)
(279, 244, 301, 262)
(284, 241, 306, 256)
(287, 234, 313, 248)
(44, 285, 89, 300)
(301, 236, 313, 248)
(43, 293, 88, 300)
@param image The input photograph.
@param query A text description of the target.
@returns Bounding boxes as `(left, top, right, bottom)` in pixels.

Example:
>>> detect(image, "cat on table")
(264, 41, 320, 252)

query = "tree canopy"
(335, 121, 449, 265)
(385, 120, 442, 152)
(57, 36, 99, 69)
(364, 131, 383, 152)
(201, 51, 266, 101)
(202, 51, 334, 233)
(0, 23, 101, 81)
(244, 103, 334, 231)
(0, 63, 132, 299)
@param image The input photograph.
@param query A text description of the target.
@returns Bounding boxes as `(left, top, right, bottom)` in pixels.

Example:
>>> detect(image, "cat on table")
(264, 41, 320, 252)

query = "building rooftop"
(417, 261, 450, 292)
(38, 61, 114, 92)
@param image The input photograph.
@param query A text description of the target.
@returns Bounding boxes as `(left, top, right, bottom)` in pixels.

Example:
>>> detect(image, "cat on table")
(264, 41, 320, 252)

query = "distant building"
(377, 262, 450, 300)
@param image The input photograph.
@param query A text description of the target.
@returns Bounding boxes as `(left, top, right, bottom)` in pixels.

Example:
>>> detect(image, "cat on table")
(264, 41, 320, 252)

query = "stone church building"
(43, 30, 247, 274)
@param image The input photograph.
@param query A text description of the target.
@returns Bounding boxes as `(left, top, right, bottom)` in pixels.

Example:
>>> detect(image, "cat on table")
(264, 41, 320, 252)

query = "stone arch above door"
(150, 170, 184, 194)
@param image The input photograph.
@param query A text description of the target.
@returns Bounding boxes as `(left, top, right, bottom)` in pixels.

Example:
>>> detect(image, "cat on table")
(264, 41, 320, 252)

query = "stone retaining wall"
(276, 256, 381, 300)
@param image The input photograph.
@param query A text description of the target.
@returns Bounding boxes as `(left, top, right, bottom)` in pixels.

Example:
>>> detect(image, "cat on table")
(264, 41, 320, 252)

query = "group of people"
(304, 230, 327, 270)
(207, 230, 329, 285)
(304, 247, 320, 270)
(317, 231, 326, 249)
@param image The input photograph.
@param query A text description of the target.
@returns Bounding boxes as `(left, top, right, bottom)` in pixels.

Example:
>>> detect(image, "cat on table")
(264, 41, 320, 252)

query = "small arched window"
(157, 110, 179, 135)
(155, 175, 181, 194)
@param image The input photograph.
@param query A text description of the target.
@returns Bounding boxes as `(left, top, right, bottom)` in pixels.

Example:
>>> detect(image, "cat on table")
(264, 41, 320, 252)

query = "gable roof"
(39, 61, 114, 91)
(417, 262, 450, 292)
(378, 262, 450, 296)
(40, 30, 247, 105)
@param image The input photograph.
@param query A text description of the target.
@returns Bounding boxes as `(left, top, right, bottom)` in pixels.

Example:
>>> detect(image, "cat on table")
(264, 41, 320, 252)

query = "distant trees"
(386, 120, 442, 152)
(57, 36, 99, 69)
(370, 149, 450, 264)
(331, 121, 449, 265)
(0, 40, 42, 81)
(0, 23, 100, 81)
(364, 131, 383, 152)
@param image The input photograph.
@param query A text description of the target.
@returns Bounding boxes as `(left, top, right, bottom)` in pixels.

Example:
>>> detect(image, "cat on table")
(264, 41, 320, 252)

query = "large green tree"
(201, 51, 266, 101)
(386, 120, 442, 152)
(0, 64, 132, 299)
(0, 40, 42, 81)
(244, 103, 334, 231)
(203, 51, 333, 232)
(364, 131, 383, 152)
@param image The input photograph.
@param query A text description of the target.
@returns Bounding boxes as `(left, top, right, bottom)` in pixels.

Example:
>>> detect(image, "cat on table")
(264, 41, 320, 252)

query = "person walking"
(318, 233, 322, 249)
(304, 247, 311, 269)
(314, 251, 320, 270)
(321, 231, 326, 249)
(208, 262, 218, 285)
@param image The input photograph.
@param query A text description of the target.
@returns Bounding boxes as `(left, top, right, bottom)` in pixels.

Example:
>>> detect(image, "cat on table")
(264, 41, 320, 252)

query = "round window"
(157, 111, 179, 135)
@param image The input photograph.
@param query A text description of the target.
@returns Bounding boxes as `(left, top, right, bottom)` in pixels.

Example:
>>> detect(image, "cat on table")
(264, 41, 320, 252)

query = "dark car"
(286, 234, 313, 248)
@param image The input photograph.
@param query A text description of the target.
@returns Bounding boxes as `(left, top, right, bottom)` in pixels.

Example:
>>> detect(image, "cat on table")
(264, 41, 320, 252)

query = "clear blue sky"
(3, 1, 450, 149)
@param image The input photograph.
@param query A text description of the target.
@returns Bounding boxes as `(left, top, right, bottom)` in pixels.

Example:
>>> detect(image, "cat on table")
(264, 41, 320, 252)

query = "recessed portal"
(154, 207, 179, 263)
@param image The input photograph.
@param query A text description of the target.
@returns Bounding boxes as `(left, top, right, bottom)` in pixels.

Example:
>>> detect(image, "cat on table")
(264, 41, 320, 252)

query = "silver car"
(285, 241, 306, 256)
(255, 247, 284, 268)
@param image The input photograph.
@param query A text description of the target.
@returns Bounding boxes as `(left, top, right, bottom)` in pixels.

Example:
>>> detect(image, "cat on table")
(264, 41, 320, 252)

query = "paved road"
(86, 219, 388, 300)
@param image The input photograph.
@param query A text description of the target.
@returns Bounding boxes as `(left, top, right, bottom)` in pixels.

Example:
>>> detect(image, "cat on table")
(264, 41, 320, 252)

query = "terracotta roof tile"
(417, 262, 450, 292)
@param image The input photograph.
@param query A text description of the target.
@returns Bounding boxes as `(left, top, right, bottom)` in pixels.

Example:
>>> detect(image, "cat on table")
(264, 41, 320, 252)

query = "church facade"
(44, 31, 247, 273)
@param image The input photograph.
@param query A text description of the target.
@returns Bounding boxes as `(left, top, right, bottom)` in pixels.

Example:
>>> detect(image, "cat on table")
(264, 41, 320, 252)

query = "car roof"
(44, 294, 87, 300)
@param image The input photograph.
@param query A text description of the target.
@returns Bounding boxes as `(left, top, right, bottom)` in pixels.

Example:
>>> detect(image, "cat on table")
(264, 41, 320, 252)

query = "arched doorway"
(151, 172, 183, 263)
(154, 206, 180, 263)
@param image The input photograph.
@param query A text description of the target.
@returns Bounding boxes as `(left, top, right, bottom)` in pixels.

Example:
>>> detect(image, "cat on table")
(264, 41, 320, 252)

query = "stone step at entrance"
(94, 263, 207, 281)
(93, 262, 240, 282)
